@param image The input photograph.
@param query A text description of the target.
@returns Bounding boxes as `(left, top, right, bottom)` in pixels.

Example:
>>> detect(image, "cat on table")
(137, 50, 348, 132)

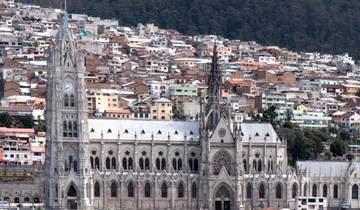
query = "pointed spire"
(205, 40, 223, 131)
(207, 41, 222, 109)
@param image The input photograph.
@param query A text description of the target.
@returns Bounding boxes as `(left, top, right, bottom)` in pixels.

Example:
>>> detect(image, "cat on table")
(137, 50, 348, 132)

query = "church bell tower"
(45, 11, 92, 210)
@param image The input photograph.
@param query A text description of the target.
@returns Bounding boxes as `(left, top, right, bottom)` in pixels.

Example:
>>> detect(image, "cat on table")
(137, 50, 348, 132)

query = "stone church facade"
(44, 15, 360, 210)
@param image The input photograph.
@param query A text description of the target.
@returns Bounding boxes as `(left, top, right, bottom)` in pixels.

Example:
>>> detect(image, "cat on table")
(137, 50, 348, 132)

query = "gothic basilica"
(44, 15, 360, 210)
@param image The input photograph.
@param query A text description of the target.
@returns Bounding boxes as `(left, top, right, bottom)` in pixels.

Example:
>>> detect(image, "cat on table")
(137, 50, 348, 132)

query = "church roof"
(296, 161, 359, 177)
(88, 119, 199, 141)
(240, 123, 278, 143)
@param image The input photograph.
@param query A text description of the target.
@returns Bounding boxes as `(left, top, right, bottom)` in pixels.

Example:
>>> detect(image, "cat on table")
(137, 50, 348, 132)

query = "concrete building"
(150, 98, 173, 120)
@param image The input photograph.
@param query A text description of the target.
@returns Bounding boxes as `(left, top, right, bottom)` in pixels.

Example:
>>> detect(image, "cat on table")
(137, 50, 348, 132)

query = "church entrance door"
(67, 199, 77, 209)
(67, 184, 78, 210)
(214, 185, 232, 210)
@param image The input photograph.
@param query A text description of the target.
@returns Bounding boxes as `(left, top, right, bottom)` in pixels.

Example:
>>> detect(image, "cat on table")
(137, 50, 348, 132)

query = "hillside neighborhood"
(0, 0, 360, 209)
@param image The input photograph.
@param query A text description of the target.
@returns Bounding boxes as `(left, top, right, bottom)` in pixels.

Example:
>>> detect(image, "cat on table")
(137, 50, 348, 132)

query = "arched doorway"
(214, 185, 232, 210)
(67, 184, 78, 209)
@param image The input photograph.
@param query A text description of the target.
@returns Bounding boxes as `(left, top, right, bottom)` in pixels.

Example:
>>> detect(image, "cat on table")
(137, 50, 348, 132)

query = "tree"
(16, 115, 34, 128)
(262, 106, 278, 125)
(330, 140, 347, 157)
(282, 109, 295, 128)
(324, 151, 332, 160)
(285, 109, 294, 122)
(346, 153, 354, 161)
(278, 127, 326, 165)
(339, 129, 351, 141)
(0, 112, 14, 127)
(356, 89, 360, 97)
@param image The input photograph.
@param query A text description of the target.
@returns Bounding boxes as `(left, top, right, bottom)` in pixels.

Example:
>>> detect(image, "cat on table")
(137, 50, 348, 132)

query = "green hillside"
(21, 0, 360, 59)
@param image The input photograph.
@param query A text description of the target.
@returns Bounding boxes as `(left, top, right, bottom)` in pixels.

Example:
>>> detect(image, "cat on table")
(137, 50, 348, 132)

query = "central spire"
(207, 42, 222, 111)
(205, 41, 223, 131)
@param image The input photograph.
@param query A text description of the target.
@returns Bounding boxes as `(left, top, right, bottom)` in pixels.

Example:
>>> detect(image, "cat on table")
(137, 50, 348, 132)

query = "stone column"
(136, 178, 140, 209)
(154, 177, 158, 209)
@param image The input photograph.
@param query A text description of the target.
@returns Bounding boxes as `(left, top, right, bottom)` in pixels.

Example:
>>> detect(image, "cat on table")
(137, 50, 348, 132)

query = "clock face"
(64, 82, 73, 92)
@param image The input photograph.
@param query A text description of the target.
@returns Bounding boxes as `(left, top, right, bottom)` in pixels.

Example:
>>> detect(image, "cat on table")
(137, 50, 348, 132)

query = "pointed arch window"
(123, 152, 133, 170)
(161, 183, 168, 198)
(106, 157, 111, 169)
(246, 183, 252, 199)
(63, 121, 68, 137)
(171, 157, 183, 171)
(189, 158, 193, 171)
(161, 158, 166, 170)
(304, 183, 307, 196)
(352, 184, 359, 199)
(145, 158, 150, 170)
(333, 184, 338, 199)
(64, 160, 69, 171)
(243, 159, 247, 173)
(128, 182, 134, 197)
(73, 121, 78, 137)
(258, 159, 262, 172)
(67, 121, 73, 137)
(194, 158, 198, 172)
(188, 154, 199, 173)
(276, 183, 282, 199)
(323, 184, 328, 197)
(64, 94, 69, 107)
(139, 158, 144, 170)
(178, 159, 182, 170)
(191, 183, 197, 198)
(67, 185, 77, 197)
(156, 152, 166, 171)
(172, 158, 177, 170)
(259, 183, 265, 199)
(145, 182, 151, 198)
(111, 157, 116, 169)
(292, 183, 298, 199)
(73, 160, 78, 172)
(70, 94, 75, 107)
(90, 157, 94, 169)
(122, 157, 128, 170)
(111, 182, 117, 197)
(94, 182, 100, 197)
(178, 183, 185, 198)
(253, 160, 257, 172)
(95, 157, 100, 169)
(156, 158, 161, 170)
(128, 157, 133, 170)
(312, 184, 317, 197)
